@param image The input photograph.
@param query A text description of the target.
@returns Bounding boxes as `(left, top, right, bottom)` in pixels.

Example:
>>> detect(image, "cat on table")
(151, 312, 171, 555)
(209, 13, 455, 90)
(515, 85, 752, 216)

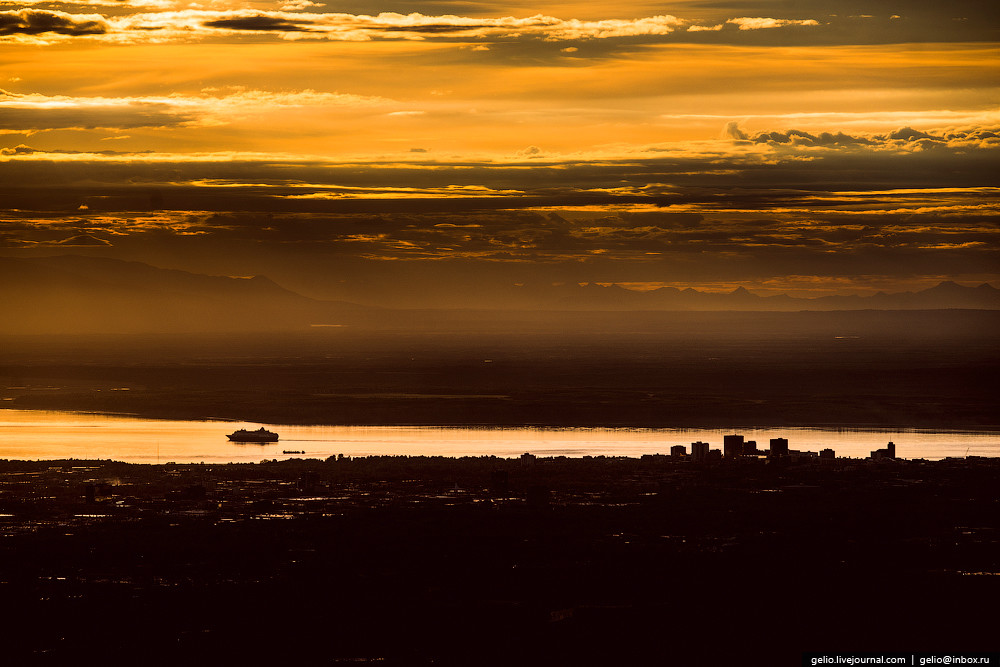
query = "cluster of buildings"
(658, 435, 898, 462)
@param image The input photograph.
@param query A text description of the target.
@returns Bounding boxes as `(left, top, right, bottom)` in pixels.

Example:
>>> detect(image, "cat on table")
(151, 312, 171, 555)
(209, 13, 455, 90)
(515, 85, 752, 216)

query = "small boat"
(227, 427, 279, 443)
(282, 450, 305, 455)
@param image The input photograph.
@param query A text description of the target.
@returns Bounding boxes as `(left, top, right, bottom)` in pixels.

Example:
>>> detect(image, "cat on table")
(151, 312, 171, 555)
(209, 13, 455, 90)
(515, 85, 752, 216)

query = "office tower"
(723, 434, 745, 458)
(769, 438, 789, 457)
(691, 441, 710, 461)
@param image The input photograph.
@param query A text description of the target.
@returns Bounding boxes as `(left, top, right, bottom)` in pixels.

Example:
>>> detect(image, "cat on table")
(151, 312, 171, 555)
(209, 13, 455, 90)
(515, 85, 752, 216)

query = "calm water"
(0, 409, 997, 463)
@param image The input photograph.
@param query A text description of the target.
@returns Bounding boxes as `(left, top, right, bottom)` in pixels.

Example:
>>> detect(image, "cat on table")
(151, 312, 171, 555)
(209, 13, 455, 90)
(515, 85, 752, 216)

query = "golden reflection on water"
(0, 409, 996, 464)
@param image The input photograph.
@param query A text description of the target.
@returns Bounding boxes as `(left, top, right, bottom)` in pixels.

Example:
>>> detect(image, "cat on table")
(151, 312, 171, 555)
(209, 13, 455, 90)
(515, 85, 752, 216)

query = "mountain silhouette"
(505, 280, 1000, 311)
(1, 256, 996, 333)
(0, 255, 367, 334)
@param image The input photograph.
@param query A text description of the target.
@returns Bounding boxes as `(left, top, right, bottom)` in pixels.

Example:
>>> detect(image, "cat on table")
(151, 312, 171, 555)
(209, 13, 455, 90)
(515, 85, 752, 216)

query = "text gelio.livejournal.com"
(805, 655, 999, 666)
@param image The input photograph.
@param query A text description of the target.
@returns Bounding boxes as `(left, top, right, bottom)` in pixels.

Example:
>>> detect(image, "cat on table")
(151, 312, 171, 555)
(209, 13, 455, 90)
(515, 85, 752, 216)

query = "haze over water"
(1, 410, 996, 464)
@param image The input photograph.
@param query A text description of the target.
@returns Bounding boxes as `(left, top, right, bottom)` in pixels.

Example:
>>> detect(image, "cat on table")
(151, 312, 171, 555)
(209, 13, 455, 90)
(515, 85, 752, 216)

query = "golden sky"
(1, 0, 997, 304)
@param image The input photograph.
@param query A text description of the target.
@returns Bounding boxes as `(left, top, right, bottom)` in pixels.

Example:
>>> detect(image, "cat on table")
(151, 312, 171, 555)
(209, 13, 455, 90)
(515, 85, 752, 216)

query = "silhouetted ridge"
(1, 256, 996, 333)
(503, 280, 999, 311)
(0, 255, 368, 334)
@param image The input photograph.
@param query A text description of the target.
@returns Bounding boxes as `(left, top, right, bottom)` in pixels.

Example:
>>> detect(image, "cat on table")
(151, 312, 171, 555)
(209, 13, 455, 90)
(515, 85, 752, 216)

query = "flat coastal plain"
(1, 310, 997, 430)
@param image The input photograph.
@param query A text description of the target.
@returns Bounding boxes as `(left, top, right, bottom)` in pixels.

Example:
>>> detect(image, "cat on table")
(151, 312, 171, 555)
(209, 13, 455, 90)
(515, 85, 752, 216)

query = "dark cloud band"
(0, 9, 107, 35)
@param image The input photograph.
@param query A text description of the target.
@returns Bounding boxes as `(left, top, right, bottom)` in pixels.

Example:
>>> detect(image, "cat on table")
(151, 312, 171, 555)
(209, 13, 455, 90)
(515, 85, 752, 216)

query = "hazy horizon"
(3, 253, 1000, 320)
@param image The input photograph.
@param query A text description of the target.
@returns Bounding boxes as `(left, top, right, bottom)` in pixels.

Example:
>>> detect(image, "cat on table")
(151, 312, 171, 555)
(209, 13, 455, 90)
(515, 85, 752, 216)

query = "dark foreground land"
(2, 310, 998, 429)
(1, 454, 997, 665)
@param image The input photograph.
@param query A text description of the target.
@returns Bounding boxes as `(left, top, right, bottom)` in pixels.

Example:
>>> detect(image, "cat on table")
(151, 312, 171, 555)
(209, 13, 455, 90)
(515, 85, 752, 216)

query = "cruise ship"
(227, 427, 279, 443)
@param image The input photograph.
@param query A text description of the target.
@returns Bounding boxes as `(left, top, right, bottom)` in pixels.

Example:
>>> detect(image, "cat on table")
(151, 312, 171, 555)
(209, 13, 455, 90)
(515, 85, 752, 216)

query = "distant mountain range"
(0, 255, 367, 334)
(502, 280, 1000, 311)
(0, 255, 996, 334)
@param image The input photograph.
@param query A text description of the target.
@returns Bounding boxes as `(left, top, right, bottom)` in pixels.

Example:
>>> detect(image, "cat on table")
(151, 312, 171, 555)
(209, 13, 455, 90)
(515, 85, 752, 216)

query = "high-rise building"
(870, 442, 897, 460)
(819, 448, 835, 459)
(769, 438, 789, 457)
(670, 444, 686, 458)
(723, 434, 745, 458)
(691, 441, 710, 461)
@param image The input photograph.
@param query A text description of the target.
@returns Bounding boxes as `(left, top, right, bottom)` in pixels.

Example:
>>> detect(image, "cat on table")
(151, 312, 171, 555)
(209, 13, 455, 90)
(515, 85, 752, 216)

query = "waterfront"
(0, 409, 996, 463)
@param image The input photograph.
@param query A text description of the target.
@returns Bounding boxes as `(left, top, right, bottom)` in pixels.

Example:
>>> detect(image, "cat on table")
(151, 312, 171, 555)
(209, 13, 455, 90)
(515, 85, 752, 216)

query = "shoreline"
(1, 455, 998, 469)
(3, 407, 999, 466)
(4, 405, 999, 433)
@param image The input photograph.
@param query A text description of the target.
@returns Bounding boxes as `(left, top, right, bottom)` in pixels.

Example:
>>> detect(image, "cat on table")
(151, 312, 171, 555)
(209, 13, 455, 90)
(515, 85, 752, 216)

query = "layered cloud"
(3, 120, 996, 188)
(0, 8, 831, 44)
(725, 17, 819, 30)
(3, 0, 996, 49)
(725, 122, 1000, 151)
(2, 135, 996, 299)
(0, 87, 395, 133)
(1, 1, 996, 298)
(0, 8, 107, 35)
(5, 6, 995, 47)
(0, 0, 174, 7)
(2, 122, 996, 254)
